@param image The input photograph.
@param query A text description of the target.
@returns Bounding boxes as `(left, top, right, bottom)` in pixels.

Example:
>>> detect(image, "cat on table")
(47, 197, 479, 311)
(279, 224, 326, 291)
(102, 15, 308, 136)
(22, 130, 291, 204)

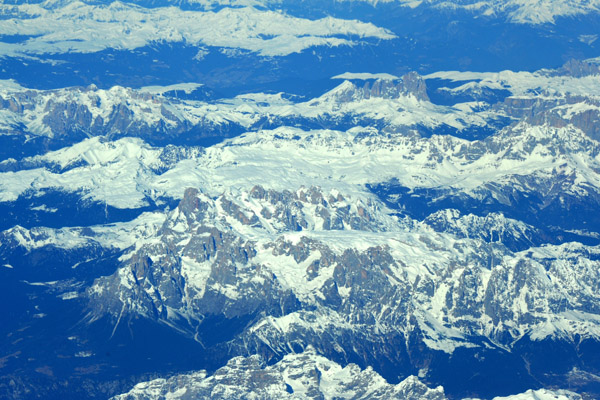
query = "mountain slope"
(112, 347, 446, 400)
(0, 9, 599, 396)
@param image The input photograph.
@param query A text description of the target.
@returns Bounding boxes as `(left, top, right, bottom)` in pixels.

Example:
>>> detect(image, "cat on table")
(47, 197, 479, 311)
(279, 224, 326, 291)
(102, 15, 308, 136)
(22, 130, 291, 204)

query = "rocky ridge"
(0, 71, 494, 159)
(113, 347, 446, 400)
(1, 60, 600, 400)
(80, 182, 600, 396)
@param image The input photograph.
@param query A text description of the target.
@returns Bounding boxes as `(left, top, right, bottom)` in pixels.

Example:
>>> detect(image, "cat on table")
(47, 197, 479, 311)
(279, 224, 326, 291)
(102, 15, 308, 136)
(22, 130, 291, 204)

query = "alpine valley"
(1, 1, 600, 400)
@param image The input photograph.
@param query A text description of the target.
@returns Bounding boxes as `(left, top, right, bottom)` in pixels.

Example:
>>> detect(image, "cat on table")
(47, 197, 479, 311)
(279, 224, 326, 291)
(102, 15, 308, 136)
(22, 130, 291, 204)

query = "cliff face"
(82, 180, 600, 397)
(352, 72, 430, 102)
(113, 347, 447, 400)
(498, 95, 600, 141)
(2, 46, 600, 399)
(0, 73, 435, 158)
(0, 84, 238, 147)
(555, 59, 600, 78)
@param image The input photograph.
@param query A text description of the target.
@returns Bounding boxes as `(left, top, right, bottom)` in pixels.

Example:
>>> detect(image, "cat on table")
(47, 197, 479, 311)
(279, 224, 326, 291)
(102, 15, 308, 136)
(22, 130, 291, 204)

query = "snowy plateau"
(2, 0, 600, 400)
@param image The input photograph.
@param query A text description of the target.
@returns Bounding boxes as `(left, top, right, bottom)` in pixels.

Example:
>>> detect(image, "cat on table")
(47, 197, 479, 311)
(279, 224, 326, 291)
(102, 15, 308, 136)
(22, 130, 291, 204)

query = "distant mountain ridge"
(1, 1, 600, 399)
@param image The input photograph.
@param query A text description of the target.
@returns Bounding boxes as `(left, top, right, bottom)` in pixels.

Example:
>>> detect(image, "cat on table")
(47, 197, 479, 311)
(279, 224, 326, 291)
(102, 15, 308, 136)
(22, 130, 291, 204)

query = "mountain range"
(1, 1, 600, 399)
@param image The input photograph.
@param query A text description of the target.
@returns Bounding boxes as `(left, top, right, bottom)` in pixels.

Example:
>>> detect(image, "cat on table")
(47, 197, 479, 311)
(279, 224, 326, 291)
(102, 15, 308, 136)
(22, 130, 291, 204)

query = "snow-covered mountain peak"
(0, 71, 487, 152)
(421, 0, 600, 24)
(315, 71, 429, 104)
(0, 211, 166, 254)
(490, 389, 582, 399)
(4, 101, 600, 399)
(325, 0, 600, 24)
(3, 113, 599, 210)
(163, 182, 401, 243)
(38, 136, 160, 169)
(2, 0, 600, 397)
(112, 347, 447, 400)
(498, 0, 600, 24)
(332, 72, 401, 81)
(0, 1, 395, 57)
(427, 67, 600, 101)
(81, 173, 600, 394)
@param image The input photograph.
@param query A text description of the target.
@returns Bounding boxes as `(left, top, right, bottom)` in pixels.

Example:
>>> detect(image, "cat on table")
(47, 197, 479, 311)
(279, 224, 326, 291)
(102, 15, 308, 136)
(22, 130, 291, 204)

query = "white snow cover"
(493, 0, 600, 24)
(1, 211, 166, 253)
(0, 137, 166, 208)
(0, 83, 190, 138)
(335, 0, 600, 24)
(490, 388, 582, 399)
(0, 1, 394, 57)
(14, 119, 598, 350)
(110, 346, 581, 399)
(138, 83, 204, 95)
(0, 77, 489, 140)
(180, 0, 267, 8)
(43, 130, 594, 353)
(2, 116, 600, 209)
(2, 64, 600, 353)
(425, 70, 600, 99)
(111, 347, 446, 399)
(332, 72, 401, 80)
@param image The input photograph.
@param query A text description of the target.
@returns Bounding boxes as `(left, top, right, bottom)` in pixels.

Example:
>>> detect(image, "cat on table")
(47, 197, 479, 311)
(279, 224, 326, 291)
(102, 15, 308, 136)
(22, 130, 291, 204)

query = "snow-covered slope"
(2, 65, 599, 396)
(60, 149, 600, 398)
(332, 0, 600, 24)
(0, 1, 394, 58)
(0, 76, 590, 395)
(0, 71, 494, 150)
(0, 137, 175, 208)
(3, 59, 599, 158)
(112, 347, 446, 400)
(114, 354, 583, 400)
(7, 115, 600, 351)
(32, 0, 598, 26)
(83, 175, 600, 350)
(426, 66, 600, 100)
(490, 389, 582, 400)
(0, 211, 165, 255)
(428, 62, 600, 141)
(2, 0, 600, 398)
(4, 116, 598, 210)
(1, 62, 598, 213)
(3, 60, 599, 159)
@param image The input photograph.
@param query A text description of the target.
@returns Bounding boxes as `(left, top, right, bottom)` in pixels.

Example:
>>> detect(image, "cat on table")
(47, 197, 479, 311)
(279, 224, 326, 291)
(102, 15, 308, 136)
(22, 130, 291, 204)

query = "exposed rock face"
(424, 209, 544, 251)
(326, 72, 430, 103)
(402, 71, 431, 102)
(0, 85, 241, 150)
(555, 59, 600, 78)
(426, 59, 600, 141)
(4, 57, 600, 400)
(498, 95, 600, 141)
(0, 70, 464, 160)
(112, 347, 446, 400)
(86, 182, 600, 395)
(356, 72, 430, 102)
(86, 185, 394, 326)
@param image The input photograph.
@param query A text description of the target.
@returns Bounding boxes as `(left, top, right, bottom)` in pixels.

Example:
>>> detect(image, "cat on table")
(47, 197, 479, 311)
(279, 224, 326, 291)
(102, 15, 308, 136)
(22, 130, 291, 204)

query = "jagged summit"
(113, 347, 447, 400)
(322, 71, 429, 102)
(1, 0, 600, 398)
